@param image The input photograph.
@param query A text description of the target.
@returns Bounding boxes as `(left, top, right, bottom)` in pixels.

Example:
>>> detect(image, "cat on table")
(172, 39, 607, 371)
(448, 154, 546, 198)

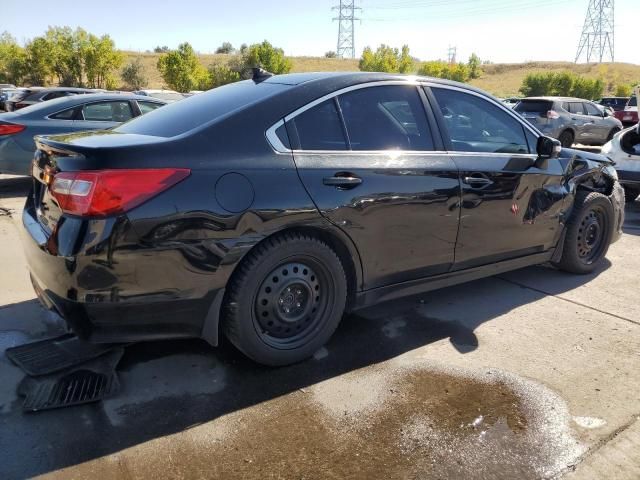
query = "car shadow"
(0, 176, 30, 201)
(0, 260, 612, 479)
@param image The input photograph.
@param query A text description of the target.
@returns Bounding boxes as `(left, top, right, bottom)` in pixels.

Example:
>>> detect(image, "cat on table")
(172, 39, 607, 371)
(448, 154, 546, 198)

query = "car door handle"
(463, 176, 493, 188)
(323, 175, 363, 189)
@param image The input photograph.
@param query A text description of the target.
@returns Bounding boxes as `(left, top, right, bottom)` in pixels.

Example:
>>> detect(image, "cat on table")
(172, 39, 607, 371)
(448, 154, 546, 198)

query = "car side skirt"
(352, 250, 555, 309)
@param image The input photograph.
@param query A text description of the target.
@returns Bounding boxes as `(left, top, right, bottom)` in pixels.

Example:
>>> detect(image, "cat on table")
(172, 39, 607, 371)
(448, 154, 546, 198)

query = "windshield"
(115, 81, 289, 138)
(147, 92, 186, 102)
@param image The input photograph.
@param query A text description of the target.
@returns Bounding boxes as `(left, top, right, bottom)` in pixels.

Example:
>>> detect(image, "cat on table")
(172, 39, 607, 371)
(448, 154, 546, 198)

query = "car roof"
(522, 96, 591, 102)
(9, 93, 166, 116)
(36, 87, 98, 93)
(136, 89, 180, 94)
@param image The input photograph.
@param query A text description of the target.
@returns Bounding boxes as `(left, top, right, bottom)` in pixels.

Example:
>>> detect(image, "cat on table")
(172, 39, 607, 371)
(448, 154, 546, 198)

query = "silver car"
(0, 93, 166, 175)
(515, 96, 623, 147)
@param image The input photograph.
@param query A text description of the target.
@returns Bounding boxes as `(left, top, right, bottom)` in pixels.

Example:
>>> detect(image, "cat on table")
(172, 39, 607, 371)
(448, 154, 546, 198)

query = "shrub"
(242, 41, 292, 74)
(121, 58, 148, 90)
(157, 42, 208, 92)
(215, 42, 234, 54)
(359, 44, 413, 73)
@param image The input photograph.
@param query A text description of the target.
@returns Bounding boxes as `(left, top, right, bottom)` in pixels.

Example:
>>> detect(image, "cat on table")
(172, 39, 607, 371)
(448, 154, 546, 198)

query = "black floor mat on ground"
(18, 348, 124, 412)
(6, 334, 121, 376)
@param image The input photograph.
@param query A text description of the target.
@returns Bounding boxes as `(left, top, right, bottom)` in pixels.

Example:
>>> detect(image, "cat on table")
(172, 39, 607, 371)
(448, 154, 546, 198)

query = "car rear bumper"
(21, 202, 223, 345)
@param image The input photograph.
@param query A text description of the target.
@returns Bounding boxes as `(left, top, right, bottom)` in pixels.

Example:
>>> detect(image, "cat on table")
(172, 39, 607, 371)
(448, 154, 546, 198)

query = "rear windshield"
(147, 92, 185, 102)
(115, 81, 289, 138)
(514, 100, 553, 113)
(629, 96, 638, 107)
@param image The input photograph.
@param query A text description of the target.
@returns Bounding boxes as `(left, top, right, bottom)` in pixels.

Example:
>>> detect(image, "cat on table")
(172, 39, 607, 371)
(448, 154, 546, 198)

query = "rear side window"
(567, 103, 585, 115)
(432, 87, 530, 154)
(50, 108, 77, 120)
(338, 85, 433, 151)
(514, 100, 553, 115)
(137, 101, 164, 115)
(291, 99, 347, 151)
(82, 101, 133, 122)
(629, 97, 638, 107)
(43, 91, 75, 101)
(115, 81, 289, 138)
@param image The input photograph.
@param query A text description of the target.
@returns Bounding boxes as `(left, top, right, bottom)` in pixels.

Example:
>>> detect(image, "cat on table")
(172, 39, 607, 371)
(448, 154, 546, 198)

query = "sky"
(2, 0, 638, 64)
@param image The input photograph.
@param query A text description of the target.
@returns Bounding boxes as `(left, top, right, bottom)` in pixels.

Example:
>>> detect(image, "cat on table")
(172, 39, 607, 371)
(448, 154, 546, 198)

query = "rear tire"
(553, 191, 614, 274)
(624, 186, 639, 203)
(222, 232, 347, 366)
(559, 130, 574, 148)
(606, 128, 620, 143)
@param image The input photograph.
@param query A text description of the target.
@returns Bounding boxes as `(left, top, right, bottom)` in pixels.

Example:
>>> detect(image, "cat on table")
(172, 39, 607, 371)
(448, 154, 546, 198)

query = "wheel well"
(277, 226, 360, 310)
(561, 128, 575, 138)
(228, 225, 361, 312)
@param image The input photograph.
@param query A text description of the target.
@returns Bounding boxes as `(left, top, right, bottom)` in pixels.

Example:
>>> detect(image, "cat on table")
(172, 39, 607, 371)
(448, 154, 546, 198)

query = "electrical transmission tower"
(332, 1, 361, 59)
(447, 46, 457, 64)
(575, 0, 615, 63)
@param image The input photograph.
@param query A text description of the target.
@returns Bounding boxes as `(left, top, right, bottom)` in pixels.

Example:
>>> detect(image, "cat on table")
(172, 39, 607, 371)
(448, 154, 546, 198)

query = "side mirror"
(536, 135, 562, 159)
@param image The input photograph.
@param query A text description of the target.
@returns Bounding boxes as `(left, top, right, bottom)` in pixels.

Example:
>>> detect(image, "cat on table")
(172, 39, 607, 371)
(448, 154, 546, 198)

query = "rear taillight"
(50, 169, 190, 217)
(0, 124, 26, 135)
(546, 110, 560, 120)
(14, 103, 28, 110)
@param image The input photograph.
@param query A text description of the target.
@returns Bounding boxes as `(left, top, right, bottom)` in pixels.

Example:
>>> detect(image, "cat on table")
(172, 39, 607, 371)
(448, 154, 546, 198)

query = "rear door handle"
(323, 175, 363, 189)
(463, 176, 493, 188)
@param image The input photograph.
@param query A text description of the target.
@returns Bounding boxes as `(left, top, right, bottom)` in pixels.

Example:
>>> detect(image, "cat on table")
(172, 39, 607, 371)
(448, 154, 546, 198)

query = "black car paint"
(22, 73, 624, 348)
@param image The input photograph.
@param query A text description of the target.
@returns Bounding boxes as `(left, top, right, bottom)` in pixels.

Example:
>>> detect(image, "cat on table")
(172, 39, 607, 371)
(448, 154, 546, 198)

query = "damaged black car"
(22, 72, 625, 366)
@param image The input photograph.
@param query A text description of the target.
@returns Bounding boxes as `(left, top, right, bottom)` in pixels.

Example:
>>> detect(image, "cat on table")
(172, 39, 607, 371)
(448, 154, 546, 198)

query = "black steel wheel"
(553, 191, 614, 274)
(223, 232, 347, 366)
(254, 261, 329, 349)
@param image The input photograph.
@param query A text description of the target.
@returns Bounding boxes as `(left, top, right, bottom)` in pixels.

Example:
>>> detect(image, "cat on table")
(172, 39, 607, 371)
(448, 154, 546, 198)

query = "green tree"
(417, 60, 447, 78)
(25, 37, 53, 85)
(551, 72, 575, 96)
(359, 44, 413, 73)
(45, 26, 82, 85)
(242, 41, 292, 74)
(215, 42, 234, 54)
(157, 42, 208, 92)
(121, 58, 148, 90)
(83, 33, 124, 88)
(0, 32, 27, 84)
(615, 84, 633, 97)
(154, 45, 170, 53)
(324, 51, 337, 58)
(467, 53, 482, 79)
(520, 72, 555, 96)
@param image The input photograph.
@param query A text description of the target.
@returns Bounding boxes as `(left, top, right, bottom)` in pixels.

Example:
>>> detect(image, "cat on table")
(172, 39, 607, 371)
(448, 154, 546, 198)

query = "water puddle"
(113, 363, 584, 479)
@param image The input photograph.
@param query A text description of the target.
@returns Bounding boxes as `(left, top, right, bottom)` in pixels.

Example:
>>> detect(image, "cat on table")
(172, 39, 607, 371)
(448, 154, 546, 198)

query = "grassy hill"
(125, 52, 639, 97)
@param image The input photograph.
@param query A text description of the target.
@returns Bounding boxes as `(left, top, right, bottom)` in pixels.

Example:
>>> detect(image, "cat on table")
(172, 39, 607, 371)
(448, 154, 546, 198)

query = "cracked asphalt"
(0, 173, 639, 480)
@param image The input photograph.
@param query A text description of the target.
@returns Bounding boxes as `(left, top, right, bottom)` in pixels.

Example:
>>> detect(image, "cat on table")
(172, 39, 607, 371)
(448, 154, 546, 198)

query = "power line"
(332, 1, 362, 59)
(575, 0, 615, 63)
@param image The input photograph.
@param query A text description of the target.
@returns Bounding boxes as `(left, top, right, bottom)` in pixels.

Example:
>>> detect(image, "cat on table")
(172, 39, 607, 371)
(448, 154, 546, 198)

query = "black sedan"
(23, 71, 625, 366)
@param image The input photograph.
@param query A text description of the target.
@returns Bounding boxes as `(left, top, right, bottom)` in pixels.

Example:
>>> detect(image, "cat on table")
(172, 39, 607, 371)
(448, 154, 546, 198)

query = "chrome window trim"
(265, 78, 542, 154)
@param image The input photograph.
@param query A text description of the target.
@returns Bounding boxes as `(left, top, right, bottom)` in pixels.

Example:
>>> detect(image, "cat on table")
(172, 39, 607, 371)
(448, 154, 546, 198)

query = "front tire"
(223, 232, 347, 366)
(553, 191, 614, 274)
(559, 130, 575, 148)
(624, 186, 639, 203)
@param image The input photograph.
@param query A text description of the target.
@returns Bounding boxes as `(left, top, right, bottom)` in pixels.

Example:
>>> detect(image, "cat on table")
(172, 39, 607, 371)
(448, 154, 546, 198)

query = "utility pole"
(332, 1, 361, 59)
(575, 0, 615, 63)
(447, 45, 457, 64)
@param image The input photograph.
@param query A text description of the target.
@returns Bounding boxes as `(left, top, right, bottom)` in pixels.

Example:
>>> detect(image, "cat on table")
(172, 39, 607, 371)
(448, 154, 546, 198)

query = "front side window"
(291, 99, 347, 151)
(338, 85, 434, 151)
(584, 102, 602, 117)
(432, 87, 530, 154)
(82, 101, 133, 122)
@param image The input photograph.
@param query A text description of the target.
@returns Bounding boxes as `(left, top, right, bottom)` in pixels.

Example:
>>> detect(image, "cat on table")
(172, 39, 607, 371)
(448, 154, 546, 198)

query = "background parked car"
(502, 97, 521, 108)
(514, 96, 622, 147)
(0, 87, 24, 111)
(3, 87, 44, 112)
(4, 87, 99, 112)
(597, 97, 630, 112)
(602, 124, 640, 202)
(0, 93, 166, 175)
(133, 89, 185, 102)
(614, 95, 638, 127)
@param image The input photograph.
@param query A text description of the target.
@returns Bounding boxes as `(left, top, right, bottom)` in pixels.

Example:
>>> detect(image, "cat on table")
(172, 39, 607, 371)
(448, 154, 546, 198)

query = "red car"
(614, 95, 638, 127)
